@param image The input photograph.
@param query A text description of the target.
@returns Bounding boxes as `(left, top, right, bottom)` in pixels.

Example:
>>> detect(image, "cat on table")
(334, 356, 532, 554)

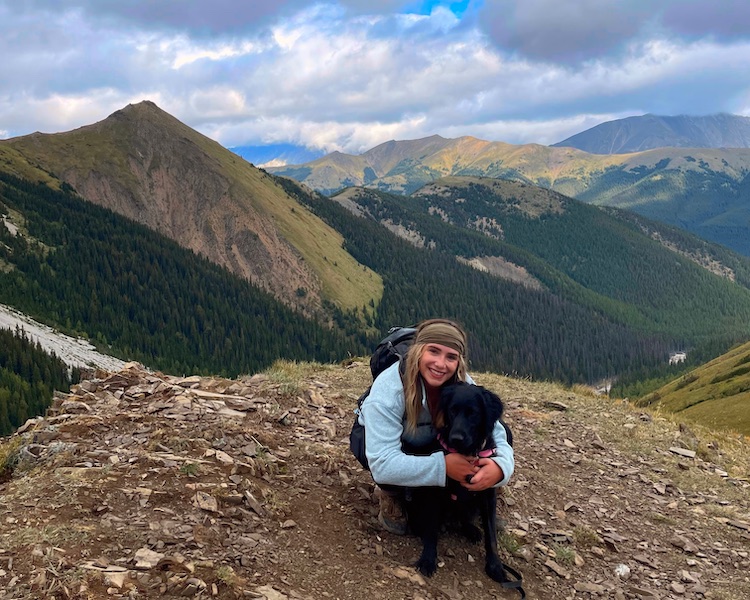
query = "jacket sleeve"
(468, 373, 514, 486)
(360, 364, 447, 487)
(489, 419, 514, 487)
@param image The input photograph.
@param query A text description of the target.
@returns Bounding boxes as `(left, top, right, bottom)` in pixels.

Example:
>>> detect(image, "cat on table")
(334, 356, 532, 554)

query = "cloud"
(660, 0, 750, 40)
(480, 0, 652, 63)
(438, 112, 635, 146)
(8, 0, 413, 35)
(1, 0, 750, 154)
(478, 0, 750, 64)
(10, 0, 299, 35)
(0, 91, 141, 137)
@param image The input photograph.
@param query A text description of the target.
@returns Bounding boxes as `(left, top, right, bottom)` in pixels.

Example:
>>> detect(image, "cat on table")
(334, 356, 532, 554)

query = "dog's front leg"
(413, 494, 440, 577)
(480, 490, 508, 583)
(416, 529, 439, 576)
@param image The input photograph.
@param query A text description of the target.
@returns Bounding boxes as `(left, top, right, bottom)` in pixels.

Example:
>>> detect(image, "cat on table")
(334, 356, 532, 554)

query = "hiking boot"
(375, 486, 407, 535)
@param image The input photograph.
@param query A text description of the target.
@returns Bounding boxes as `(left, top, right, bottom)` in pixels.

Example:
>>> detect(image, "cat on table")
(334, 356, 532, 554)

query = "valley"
(2, 101, 750, 436)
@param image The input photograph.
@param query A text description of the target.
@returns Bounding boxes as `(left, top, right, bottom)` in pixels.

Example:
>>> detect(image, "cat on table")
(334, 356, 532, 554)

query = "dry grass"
(263, 359, 333, 397)
(551, 543, 576, 566)
(0, 435, 23, 478)
(6, 524, 90, 549)
(498, 531, 523, 555)
(572, 525, 600, 548)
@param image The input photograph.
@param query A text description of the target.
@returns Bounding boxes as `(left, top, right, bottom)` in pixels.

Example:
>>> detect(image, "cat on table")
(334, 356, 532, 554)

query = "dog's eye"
(451, 405, 474, 417)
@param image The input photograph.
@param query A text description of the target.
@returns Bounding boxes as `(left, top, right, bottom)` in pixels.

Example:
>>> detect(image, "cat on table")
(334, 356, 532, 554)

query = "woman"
(358, 318, 514, 534)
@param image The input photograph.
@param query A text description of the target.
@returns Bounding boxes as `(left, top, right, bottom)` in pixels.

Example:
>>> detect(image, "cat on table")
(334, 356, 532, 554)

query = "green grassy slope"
(637, 340, 750, 436)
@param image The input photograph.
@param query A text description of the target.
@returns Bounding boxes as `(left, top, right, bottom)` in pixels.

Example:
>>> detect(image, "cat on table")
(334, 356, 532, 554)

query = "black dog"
(406, 382, 523, 596)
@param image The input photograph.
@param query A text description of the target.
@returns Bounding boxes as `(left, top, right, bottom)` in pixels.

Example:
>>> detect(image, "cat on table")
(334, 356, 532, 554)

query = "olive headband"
(415, 321, 466, 355)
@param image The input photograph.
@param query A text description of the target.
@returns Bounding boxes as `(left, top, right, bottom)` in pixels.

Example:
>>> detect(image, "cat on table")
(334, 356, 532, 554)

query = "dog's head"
(438, 382, 504, 456)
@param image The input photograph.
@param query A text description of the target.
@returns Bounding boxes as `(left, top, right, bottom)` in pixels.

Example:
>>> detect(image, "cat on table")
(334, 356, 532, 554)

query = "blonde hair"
(402, 319, 468, 432)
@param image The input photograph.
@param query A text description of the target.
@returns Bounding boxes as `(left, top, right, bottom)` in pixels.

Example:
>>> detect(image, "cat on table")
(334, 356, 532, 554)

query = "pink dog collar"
(437, 434, 495, 458)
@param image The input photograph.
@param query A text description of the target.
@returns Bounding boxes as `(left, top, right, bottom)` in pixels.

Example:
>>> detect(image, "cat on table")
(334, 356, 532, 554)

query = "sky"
(2, 0, 750, 155)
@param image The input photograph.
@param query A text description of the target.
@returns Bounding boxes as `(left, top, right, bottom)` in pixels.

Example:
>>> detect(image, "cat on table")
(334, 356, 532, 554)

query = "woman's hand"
(444, 452, 478, 483)
(462, 458, 503, 491)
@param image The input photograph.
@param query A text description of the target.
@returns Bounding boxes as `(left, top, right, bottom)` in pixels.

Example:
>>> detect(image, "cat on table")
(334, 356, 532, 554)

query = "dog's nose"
(448, 432, 467, 448)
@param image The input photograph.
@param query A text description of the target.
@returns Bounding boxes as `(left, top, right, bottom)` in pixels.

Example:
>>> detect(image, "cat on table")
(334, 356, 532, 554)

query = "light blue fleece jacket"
(358, 362, 514, 488)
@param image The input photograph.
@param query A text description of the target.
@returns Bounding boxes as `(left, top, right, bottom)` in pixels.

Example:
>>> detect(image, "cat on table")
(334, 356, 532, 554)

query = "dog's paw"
(485, 558, 509, 583)
(416, 555, 438, 577)
(461, 523, 482, 543)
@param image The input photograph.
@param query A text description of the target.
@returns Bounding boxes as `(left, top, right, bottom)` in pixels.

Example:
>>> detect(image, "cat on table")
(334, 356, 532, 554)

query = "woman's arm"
(460, 419, 514, 491)
(489, 419, 514, 486)
(361, 364, 447, 487)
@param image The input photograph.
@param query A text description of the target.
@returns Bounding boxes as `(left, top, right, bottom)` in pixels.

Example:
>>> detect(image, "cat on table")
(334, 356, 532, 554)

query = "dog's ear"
(437, 383, 460, 430)
(480, 387, 504, 425)
(440, 382, 456, 403)
(439, 381, 466, 411)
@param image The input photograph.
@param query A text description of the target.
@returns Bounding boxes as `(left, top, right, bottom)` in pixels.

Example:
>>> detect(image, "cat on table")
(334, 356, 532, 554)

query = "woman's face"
(419, 343, 460, 389)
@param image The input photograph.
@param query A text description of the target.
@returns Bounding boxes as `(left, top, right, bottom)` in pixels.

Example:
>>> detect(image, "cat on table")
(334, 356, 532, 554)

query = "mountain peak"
(3, 102, 380, 319)
(114, 99, 164, 116)
(101, 99, 192, 136)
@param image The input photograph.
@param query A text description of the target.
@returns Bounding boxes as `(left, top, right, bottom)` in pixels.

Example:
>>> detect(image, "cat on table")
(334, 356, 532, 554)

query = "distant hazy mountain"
(553, 114, 750, 154)
(268, 134, 750, 256)
(230, 143, 325, 167)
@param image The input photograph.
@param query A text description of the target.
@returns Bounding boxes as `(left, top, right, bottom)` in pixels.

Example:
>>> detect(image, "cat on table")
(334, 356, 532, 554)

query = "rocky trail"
(0, 360, 748, 600)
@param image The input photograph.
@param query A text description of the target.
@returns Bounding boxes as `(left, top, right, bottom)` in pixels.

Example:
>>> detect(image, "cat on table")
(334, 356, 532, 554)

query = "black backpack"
(349, 327, 416, 470)
(367, 326, 416, 381)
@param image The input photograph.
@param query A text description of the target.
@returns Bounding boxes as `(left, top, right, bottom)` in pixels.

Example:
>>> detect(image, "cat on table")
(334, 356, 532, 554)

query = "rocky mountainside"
(553, 114, 750, 154)
(1, 361, 748, 600)
(1, 101, 379, 318)
(0, 304, 125, 374)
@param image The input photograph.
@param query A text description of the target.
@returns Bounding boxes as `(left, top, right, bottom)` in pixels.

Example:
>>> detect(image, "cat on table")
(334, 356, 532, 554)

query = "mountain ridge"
(326, 175, 750, 348)
(5, 101, 750, 393)
(268, 134, 750, 256)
